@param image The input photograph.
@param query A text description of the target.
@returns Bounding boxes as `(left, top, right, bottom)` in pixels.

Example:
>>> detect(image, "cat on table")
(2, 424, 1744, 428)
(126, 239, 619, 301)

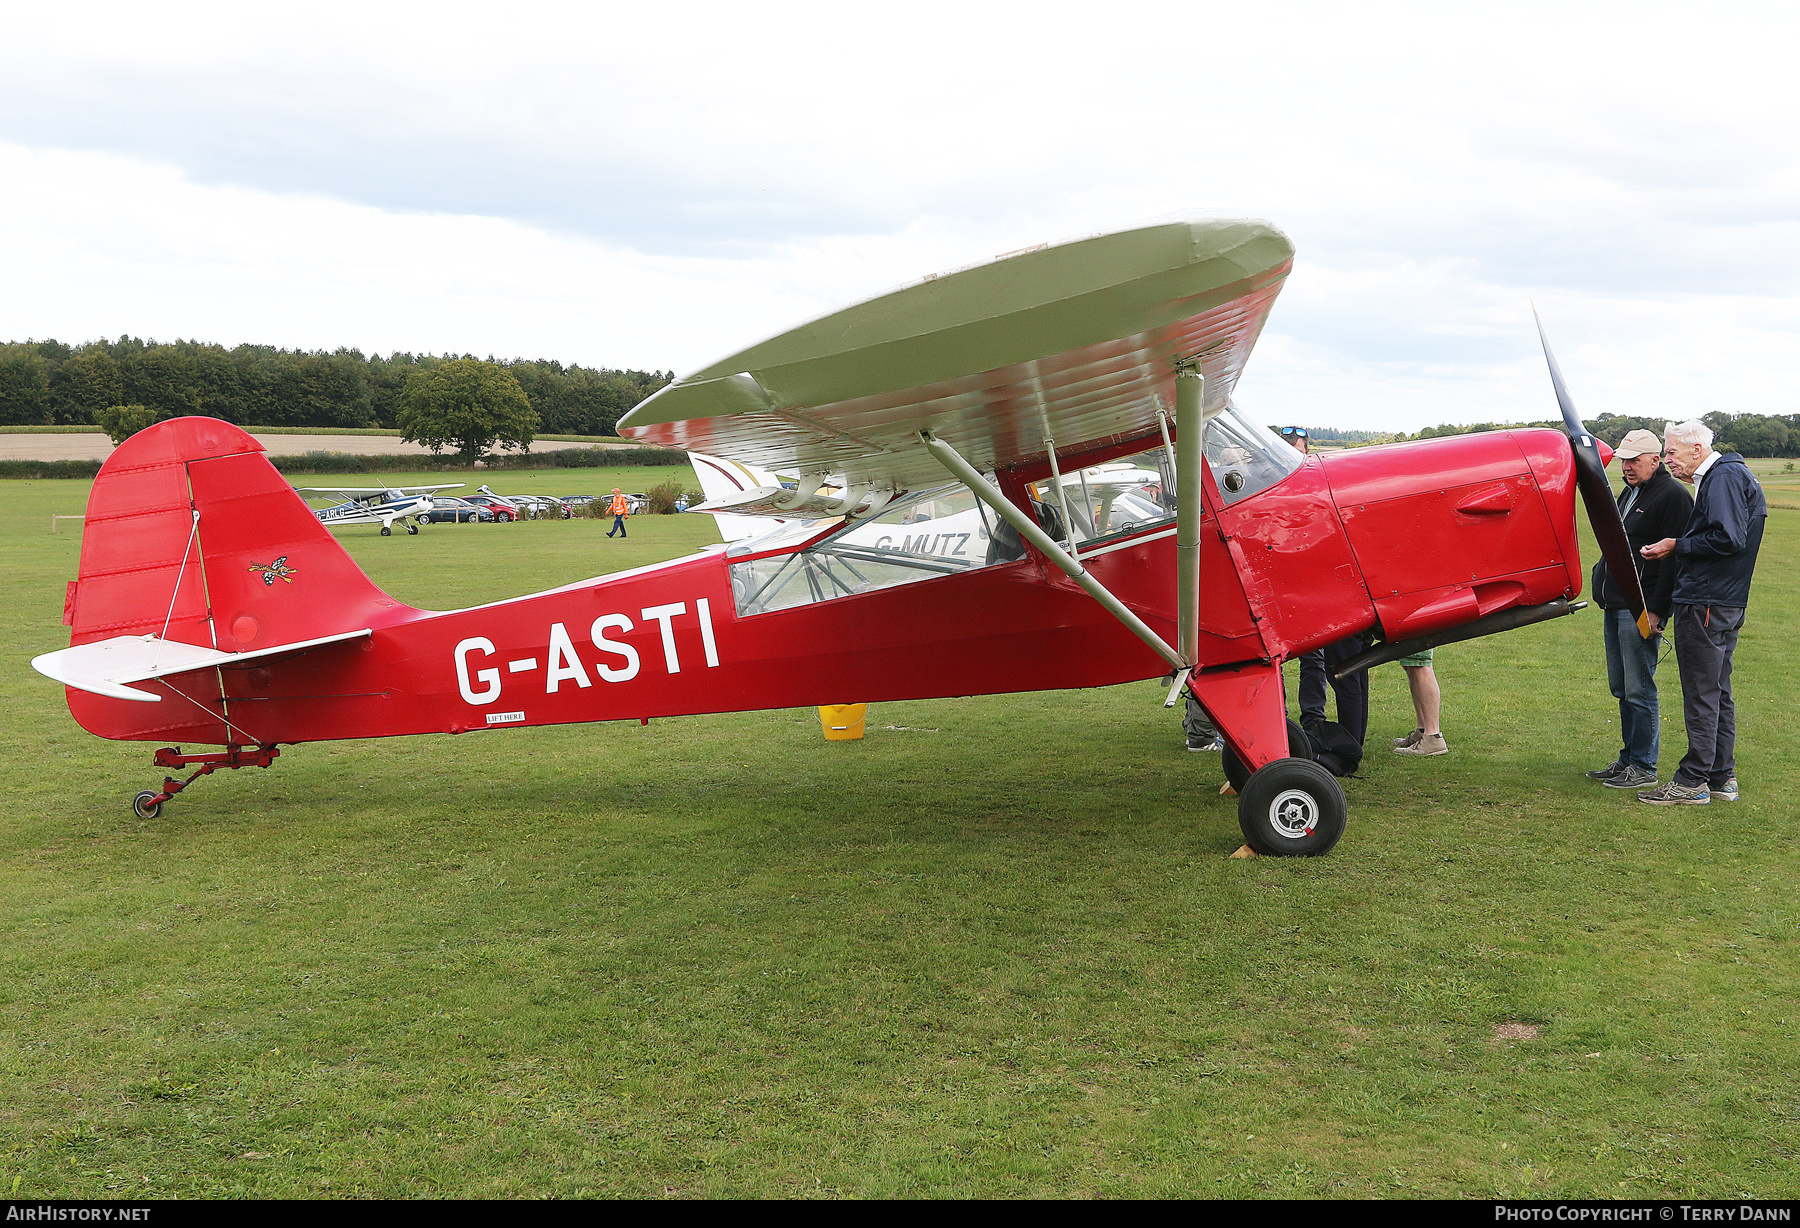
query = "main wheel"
(132, 791, 163, 820)
(406, 521, 418, 535)
(1237, 758, 1346, 856)
(1222, 718, 1312, 793)
(380, 525, 392, 536)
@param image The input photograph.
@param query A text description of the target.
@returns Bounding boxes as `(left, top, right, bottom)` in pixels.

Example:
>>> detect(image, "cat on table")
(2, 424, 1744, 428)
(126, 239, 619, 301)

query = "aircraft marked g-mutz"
(31, 215, 1648, 855)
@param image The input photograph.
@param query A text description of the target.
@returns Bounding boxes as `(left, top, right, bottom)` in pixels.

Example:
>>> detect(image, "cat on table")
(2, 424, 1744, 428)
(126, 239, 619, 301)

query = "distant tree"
(55, 348, 125, 424)
(1718, 414, 1790, 458)
(95, 404, 159, 443)
(0, 345, 51, 425)
(395, 359, 539, 465)
(121, 346, 204, 420)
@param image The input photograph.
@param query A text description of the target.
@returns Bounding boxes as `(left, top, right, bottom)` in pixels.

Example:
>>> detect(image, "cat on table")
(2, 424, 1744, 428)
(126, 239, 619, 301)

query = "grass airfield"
(2, 467, 1796, 1199)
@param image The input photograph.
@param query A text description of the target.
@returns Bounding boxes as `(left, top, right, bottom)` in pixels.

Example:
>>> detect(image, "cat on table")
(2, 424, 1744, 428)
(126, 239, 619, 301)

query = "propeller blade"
(1532, 308, 1654, 639)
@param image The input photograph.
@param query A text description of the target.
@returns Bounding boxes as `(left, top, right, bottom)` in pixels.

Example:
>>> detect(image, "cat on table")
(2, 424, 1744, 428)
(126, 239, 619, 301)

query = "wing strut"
(1174, 365, 1204, 668)
(918, 431, 1186, 672)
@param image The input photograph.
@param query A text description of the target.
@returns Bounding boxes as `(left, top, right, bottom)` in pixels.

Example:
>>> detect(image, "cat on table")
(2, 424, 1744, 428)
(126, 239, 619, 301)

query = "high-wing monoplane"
(32, 215, 1647, 856)
(297, 484, 466, 535)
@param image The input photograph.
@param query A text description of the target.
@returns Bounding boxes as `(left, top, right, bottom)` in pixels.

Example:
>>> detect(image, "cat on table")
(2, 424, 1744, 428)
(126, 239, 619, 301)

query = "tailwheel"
(1237, 758, 1346, 857)
(132, 790, 163, 819)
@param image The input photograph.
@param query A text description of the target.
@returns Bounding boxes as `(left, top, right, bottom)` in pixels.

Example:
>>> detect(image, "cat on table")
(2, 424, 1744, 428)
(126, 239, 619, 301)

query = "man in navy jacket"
(1635, 420, 1767, 806)
(1584, 430, 1692, 790)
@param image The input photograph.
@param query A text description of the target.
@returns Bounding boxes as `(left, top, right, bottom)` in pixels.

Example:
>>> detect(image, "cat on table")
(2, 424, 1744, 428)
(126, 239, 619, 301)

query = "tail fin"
(61, 418, 409, 742)
(688, 451, 783, 543)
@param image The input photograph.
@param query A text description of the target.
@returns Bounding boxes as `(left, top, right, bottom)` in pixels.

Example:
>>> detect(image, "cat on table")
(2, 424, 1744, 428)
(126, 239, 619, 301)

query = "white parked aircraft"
(296, 484, 465, 536)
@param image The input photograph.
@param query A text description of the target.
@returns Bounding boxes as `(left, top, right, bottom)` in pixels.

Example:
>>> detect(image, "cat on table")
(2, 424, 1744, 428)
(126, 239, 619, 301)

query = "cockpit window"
(729, 479, 1009, 616)
(1031, 449, 1176, 554)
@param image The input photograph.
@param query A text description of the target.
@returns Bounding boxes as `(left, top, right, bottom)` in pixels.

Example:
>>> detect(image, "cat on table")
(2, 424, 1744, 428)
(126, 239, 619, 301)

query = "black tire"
(1222, 718, 1312, 793)
(1237, 758, 1347, 856)
(406, 522, 418, 535)
(380, 526, 392, 536)
(132, 791, 162, 820)
(496, 512, 512, 523)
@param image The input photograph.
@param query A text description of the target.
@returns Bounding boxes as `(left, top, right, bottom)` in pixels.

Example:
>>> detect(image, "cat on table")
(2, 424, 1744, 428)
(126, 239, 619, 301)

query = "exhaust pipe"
(1333, 598, 1587, 679)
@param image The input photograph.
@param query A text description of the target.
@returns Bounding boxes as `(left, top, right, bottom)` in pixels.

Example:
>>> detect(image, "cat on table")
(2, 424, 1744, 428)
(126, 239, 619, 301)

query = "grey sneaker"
(1711, 778, 1739, 802)
(1604, 764, 1657, 789)
(1393, 732, 1448, 757)
(1585, 761, 1627, 781)
(1392, 728, 1424, 748)
(1186, 736, 1223, 753)
(1636, 780, 1710, 806)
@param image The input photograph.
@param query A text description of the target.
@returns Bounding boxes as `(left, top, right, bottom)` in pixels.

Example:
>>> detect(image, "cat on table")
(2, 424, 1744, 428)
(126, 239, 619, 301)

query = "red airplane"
(32, 216, 1645, 855)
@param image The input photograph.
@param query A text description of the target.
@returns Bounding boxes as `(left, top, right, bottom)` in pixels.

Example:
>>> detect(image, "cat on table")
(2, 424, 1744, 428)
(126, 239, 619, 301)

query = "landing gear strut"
(130, 744, 281, 818)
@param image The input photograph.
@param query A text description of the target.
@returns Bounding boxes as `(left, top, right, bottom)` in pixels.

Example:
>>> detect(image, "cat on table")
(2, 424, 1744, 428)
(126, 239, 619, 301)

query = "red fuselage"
(61, 421, 1581, 751)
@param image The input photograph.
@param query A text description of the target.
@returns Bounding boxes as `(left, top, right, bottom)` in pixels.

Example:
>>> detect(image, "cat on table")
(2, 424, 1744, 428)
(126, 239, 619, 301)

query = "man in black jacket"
(1635, 420, 1767, 806)
(1585, 430, 1692, 790)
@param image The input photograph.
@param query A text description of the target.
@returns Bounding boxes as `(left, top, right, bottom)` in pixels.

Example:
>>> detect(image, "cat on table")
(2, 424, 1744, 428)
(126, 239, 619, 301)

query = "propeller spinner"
(1532, 308, 1654, 639)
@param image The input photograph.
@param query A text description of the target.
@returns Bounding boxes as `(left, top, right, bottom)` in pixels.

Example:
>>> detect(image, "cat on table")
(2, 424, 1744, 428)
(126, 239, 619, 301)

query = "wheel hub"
(1266, 788, 1318, 839)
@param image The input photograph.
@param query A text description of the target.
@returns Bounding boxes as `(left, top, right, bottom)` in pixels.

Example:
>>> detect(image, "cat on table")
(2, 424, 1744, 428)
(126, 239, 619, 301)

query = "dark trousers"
(1297, 632, 1371, 746)
(609, 515, 627, 537)
(1671, 602, 1743, 788)
(1602, 606, 1663, 771)
(1183, 693, 1218, 743)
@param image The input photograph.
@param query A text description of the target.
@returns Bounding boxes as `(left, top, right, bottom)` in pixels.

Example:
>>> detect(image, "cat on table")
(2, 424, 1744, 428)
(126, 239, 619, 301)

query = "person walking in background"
(1391, 650, 1447, 757)
(1585, 429, 1692, 791)
(1635, 420, 1766, 806)
(606, 488, 631, 538)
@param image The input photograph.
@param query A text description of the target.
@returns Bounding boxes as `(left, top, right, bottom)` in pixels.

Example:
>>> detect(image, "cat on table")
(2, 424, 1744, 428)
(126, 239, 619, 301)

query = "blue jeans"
(1602, 607, 1663, 771)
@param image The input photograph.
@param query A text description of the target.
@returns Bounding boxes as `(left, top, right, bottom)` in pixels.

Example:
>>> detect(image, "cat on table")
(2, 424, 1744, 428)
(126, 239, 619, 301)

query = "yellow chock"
(818, 704, 868, 741)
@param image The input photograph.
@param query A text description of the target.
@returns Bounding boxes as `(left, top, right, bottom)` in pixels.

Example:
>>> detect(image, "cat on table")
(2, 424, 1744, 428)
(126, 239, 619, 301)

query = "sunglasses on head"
(1279, 426, 1309, 438)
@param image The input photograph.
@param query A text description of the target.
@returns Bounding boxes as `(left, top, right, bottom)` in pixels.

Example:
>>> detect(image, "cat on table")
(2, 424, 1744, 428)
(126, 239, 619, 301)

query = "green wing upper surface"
(618, 216, 1294, 490)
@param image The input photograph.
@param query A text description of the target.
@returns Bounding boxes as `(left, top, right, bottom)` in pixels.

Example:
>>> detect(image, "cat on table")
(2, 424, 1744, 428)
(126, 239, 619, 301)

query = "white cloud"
(3, 0, 1797, 431)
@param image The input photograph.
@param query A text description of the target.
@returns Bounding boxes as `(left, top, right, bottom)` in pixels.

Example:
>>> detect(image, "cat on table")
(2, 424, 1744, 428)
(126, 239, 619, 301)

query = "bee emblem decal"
(248, 557, 298, 587)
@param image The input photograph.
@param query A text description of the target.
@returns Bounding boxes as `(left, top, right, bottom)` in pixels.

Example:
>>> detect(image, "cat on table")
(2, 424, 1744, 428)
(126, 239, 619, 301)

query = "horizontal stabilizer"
(691, 485, 823, 520)
(33, 628, 372, 703)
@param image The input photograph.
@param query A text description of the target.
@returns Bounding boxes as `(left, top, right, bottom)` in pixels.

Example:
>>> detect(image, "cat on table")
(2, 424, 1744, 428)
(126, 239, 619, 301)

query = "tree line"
(1396, 411, 1800, 457)
(0, 336, 671, 437)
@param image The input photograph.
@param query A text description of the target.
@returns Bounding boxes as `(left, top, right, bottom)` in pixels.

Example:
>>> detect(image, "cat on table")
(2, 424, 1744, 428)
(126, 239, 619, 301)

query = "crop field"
(1, 465, 1796, 1199)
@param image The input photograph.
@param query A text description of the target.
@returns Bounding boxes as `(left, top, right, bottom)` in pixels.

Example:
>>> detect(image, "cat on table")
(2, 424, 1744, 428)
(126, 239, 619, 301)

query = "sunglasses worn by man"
(1279, 426, 1309, 438)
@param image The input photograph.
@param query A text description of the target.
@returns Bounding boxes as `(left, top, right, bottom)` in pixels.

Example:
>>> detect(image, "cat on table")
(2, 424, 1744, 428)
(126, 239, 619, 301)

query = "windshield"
(1204, 403, 1302, 504)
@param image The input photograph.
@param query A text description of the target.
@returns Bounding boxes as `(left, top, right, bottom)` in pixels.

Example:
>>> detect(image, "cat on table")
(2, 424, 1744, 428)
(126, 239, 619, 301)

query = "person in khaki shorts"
(1391, 649, 1447, 756)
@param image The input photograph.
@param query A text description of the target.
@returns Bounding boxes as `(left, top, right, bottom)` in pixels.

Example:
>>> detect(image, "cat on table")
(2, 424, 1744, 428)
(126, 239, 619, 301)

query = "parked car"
(463, 496, 524, 522)
(503, 494, 569, 519)
(419, 497, 494, 524)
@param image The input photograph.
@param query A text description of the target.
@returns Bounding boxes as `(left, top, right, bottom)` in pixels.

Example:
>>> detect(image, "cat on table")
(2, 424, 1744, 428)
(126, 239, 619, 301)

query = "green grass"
(0, 426, 624, 444)
(2, 476, 1796, 1198)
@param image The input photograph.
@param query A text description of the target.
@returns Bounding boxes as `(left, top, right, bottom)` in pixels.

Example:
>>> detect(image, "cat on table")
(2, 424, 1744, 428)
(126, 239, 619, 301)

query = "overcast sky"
(2, 0, 1794, 432)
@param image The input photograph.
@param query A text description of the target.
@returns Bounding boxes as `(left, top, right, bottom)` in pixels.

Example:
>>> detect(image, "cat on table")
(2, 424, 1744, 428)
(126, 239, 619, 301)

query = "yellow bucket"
(818, 704, 868, 741)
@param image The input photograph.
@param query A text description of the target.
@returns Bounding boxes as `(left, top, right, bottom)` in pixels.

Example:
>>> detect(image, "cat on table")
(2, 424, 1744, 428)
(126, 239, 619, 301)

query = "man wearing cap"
(1584, 429, 1692, 791)
(1634, 420, 1766, 805)
(1279, 426, 1373, 750)
(606, 489, 631, 538)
